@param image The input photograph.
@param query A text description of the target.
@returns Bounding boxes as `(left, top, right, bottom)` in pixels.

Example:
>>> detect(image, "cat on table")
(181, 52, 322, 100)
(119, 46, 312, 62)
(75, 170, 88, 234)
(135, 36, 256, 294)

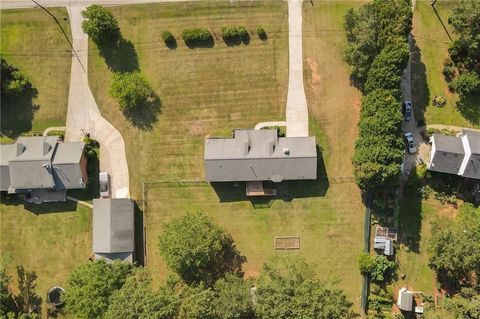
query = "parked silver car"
(99, 171, 110, 198)
(404, 132, 417, 154)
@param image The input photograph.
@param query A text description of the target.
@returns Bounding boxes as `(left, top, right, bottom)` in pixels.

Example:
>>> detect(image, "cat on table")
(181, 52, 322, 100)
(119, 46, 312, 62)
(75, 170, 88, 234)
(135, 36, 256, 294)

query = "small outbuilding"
(397, 287, 414, 312)
(93, 198, 135, 263)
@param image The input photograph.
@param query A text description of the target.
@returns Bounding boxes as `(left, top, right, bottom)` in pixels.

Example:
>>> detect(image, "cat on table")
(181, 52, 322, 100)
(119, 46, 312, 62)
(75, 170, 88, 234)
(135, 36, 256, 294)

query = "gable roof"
(93, 198, 134, 254)
(0, 137, 85, 191)
(429, 134, 465, 175)
(463, 130, 480, 154)
(204, 129, 317, 182)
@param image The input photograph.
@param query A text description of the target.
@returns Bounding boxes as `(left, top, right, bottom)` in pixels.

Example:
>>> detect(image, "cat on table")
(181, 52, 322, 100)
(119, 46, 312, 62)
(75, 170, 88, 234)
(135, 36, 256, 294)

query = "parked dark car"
(403, 101, 412, 121)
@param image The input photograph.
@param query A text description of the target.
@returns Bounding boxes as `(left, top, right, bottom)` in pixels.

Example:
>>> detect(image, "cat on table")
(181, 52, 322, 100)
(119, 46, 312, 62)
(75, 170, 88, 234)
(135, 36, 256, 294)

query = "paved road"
(0, 0, 192, 9)
(285, 0, 309, 138)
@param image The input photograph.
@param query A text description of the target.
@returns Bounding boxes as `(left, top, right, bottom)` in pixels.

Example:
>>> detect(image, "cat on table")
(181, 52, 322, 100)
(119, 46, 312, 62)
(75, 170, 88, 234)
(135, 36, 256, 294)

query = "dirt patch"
(187, 121, 207, 135)
(439, 205, 458, 219)
(306, 57, 321, 94)
(230, 112, 242, 121)
(244, 268, 260, 279)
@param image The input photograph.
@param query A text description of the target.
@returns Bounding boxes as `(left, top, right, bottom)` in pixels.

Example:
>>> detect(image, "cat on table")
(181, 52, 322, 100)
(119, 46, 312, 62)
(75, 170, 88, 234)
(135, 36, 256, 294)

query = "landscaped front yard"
(0, 8, 72, 137)
(412, 1, 479, 128)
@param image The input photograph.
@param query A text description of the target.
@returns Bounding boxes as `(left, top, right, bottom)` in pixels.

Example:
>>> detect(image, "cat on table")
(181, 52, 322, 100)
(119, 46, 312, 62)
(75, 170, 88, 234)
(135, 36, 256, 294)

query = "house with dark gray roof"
(428, 130, 480, 180)
(93, 198, 135, 263)
(0, 136, 87, 203)
(204, 129, 317, 182)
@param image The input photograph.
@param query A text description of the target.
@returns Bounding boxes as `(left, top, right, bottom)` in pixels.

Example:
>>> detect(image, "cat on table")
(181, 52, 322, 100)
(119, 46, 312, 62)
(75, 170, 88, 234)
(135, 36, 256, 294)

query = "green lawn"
(88, 1, 290, 198)
(412, 0, 479, 128)
(82, 0, 368, 306)
(0, 8, 72, 137)
(0, 196, 92, 315)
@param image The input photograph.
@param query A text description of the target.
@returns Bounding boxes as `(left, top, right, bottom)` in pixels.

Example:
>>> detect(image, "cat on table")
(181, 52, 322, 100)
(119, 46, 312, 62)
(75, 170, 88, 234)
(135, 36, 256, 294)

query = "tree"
(64, 260, 134, 319)
(158, 211, 246, 286)
(428, 203, 480, 289)
(0, 263, 14, 317)
(1, 58, 29, 97)
(448, 0, 480, 72)
(213, 274, 254, 319)
(364, 40, 410, 99)
(13, 266, 41, 316)
(105, 268, 179, 319)
(452, 71, 480, 97)
(255, 256, 357, 319)
(110, 72, 155, 111)
(343, 0, 412, 88)
(81, 5, 120, 44)
(445, 288, 480, 319)
(177, 286, 218, 319)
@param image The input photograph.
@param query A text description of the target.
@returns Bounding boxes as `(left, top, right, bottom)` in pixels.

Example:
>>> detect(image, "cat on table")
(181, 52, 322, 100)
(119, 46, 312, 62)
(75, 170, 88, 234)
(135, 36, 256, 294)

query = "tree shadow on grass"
(99, 37, 139, 73)
(0, 86, 39, 138)
(411, 35, 430, 126)
(123, 94, 162, 131)
(456, 94, 480, 126)
(184, 38, 215, 49)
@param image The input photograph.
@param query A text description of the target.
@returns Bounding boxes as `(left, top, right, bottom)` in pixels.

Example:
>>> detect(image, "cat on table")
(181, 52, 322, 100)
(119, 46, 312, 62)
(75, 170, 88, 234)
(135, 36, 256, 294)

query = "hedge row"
(344, 0, 413, 191)
(161, 27, 267, 45)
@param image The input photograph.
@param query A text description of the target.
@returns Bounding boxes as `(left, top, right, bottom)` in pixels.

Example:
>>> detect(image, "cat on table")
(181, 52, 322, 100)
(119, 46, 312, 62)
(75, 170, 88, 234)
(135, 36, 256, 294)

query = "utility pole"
(430, 0, 438, 6)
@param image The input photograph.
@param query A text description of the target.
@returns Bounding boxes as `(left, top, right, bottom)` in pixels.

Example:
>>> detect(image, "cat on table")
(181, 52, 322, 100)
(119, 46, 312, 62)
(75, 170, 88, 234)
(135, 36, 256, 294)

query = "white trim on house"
(458, 133, 472, 176)
(428, 136, 436, 170)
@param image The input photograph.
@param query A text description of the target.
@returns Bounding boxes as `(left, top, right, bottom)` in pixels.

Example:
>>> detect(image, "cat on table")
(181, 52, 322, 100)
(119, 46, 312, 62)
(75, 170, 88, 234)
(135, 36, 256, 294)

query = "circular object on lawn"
(47, 286, 65, 306)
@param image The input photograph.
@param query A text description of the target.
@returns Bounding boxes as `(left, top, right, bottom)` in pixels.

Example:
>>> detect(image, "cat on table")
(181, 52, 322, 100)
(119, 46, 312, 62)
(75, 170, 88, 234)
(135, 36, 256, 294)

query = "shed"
(397, 287, 414, 312)
(374, 237, 394, 256)
(93, 198, 135, 263)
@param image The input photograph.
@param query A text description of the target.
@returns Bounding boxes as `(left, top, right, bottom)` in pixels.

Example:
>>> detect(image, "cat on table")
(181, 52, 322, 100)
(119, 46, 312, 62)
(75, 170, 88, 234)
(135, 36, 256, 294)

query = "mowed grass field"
(0, 196, 92, 314)
(102, 0, 370, 305)
(412, 0, 479, 128)
(0, 8, 72, 135)
(88, 1, 289, 198)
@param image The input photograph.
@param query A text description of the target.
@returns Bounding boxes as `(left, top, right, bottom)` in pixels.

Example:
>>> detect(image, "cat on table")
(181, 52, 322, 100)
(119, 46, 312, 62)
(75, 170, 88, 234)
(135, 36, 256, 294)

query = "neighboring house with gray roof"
(428, 130, 480, 180)
(93, 198, 135, 263)
(0, 136, 87, 203)
(204, 129, 317, 182)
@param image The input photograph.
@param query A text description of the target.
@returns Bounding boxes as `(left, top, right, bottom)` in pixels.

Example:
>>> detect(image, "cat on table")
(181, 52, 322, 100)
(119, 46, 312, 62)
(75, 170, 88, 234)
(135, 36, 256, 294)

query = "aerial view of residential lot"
(0, 0, 479, 318)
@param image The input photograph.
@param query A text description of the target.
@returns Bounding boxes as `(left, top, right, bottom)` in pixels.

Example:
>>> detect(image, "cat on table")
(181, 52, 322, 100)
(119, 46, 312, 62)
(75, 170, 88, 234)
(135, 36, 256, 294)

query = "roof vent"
(283, 148, 290, 155)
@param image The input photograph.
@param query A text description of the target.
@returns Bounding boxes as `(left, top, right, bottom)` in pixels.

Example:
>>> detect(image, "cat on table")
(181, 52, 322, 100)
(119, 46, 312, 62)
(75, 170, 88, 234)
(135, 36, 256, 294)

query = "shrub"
(452, 71, 480, 96)
(81, 5, 120, 44)
(358, 253, 376, 275)
(442, 65, 455, 82)
(256, 26, 266, 39)
(221, 26, 238, 39)
(182, 28, 212, 43)
(110, 72, 154, 111)
(237, 26, 248, 38)
(358, 253, 396, 283)
(161, 31, 175, 44)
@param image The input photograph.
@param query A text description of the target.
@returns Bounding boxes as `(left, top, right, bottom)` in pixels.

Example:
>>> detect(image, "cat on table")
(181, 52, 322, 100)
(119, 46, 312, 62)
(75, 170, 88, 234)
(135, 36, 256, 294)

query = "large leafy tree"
(1, 58, 29, 97)
(110, 71, 155, 111)
(213, 274, 254, 319)
(105, 268, 179, 319)
(344, 0, 412, 88)
(353, 89, 404, 190)
(81, 5, 120, 43)
(255, 256, 357, 319)
(158, 211, 245, 286)
(64, 260, 134, 319)
(428, 204, 480, 289)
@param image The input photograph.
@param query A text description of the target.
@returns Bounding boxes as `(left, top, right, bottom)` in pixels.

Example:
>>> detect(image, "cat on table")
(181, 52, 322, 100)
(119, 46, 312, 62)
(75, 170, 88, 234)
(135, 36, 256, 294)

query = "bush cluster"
(358, 253, 396, 283)
(220, 26, 248, 42)
(256, 26, 266, 39)
(344, 0, 412, 191)
(161, 30, 175, 44)
(181, 28, 212, 43)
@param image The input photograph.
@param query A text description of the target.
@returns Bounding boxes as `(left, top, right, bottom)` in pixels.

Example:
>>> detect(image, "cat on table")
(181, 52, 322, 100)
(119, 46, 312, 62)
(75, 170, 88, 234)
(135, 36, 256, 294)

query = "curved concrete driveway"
(254, 121, 287, 131)
(66, 5, 129, 198)
(285, 0, 309, 138)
